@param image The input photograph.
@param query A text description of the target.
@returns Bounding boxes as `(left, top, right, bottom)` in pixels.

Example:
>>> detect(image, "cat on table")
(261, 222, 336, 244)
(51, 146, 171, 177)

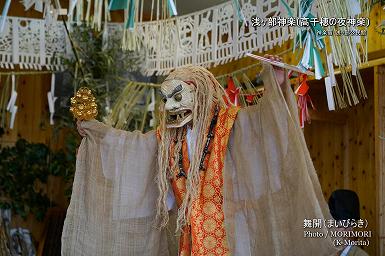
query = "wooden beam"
(309, 109, 348, 125)
(329, 57, 385, 76)
(375, 65, 385, 255)
(368, 49, 385, 61)
(360, 58, 385, 71)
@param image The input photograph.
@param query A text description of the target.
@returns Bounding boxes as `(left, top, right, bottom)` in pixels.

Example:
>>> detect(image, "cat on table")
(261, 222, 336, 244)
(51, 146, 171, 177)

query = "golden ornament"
(70, 87, 98, 120)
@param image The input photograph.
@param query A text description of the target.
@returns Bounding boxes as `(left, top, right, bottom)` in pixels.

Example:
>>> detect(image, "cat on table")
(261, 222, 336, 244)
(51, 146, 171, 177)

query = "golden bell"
(70, 87, 98, 120)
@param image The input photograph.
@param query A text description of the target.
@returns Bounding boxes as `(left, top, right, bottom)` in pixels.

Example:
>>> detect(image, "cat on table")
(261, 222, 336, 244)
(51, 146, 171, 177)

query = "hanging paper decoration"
(47, 73, 58, 125)
(167, 0, 178, 17)
(109, 0, 178, 50)
(2, 0, 292, 74)
(147, 88, 156, 127)
(295, 74, 315, 128)
(216, 63, 267, 107)
(281, 0, 369, 112)
(0, 0, 370, 83)
(241, 73, 262, 105)
(68, 0, 110, 31)
(136, 0, 293, 75)
(244, 94, 257, 105)
(294, 74, 309, 96)
(108, 0, 138, 50)
(126, 0, 136, 30)
(0, 16, 66, 70)
(6, 75, 17, 129)
(289, 0, 325, 79)
(225, 76, 240, 106)
(108, 0, 128, 10)
(318, 0, 368, 107)
(20, 0, 62, 22)
(68, 0, 79, 17)
(324, 77, 335, 111)
(232, 0, 246, 25)
(0, 0, 11, 35)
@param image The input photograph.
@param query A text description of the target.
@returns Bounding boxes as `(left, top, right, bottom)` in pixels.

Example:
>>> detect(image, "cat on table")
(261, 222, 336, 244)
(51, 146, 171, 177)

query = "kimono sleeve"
(62, 120, 169, 256)
(222, 64, 339, 256)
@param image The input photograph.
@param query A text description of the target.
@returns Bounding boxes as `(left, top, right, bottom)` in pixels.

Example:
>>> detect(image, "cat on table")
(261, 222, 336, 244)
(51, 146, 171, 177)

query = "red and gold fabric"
(169, 107, 239, 256)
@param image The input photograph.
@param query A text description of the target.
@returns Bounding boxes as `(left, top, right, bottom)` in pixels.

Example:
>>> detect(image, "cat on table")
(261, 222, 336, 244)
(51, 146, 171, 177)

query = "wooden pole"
(375, 65, 385, 255)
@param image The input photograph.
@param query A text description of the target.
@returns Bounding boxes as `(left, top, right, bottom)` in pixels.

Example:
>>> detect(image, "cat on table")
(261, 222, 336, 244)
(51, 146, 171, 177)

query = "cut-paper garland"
(0, 16, 67, 71)
(1, 0, 296, 75)
(0, 0, 370, 116)
(2, 0, 369, 79)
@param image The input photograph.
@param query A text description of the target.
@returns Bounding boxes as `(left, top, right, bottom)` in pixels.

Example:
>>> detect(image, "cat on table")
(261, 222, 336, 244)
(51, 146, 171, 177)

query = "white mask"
(160, 80, 195, 128)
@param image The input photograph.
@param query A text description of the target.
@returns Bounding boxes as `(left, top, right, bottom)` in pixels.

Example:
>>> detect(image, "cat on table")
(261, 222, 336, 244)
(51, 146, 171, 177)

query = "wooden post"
(375, 65, 385, 255)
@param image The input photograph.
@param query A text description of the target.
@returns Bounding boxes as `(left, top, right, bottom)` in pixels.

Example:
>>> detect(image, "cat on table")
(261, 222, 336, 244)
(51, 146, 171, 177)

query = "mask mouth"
(166, 109, 192, 127)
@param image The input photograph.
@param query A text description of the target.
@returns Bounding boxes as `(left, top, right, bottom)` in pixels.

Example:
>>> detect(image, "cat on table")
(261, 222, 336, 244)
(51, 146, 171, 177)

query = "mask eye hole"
(174, 93, 182, 102)
(162, 98, 167, 103)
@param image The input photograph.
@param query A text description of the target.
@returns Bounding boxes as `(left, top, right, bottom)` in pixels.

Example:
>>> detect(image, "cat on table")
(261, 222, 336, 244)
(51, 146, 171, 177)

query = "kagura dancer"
(62, 56, 338, 256)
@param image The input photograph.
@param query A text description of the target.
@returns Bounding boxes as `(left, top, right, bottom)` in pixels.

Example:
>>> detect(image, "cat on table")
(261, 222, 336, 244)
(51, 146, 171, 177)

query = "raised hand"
(77, 120, 87, 137)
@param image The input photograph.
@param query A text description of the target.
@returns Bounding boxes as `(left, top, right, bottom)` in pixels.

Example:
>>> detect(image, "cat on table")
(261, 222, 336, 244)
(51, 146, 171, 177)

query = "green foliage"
(0, 138, 76, 221)
(63, 24, 141, 118)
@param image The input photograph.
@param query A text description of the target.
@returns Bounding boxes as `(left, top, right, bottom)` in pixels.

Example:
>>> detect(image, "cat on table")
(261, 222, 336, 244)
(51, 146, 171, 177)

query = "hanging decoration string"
(0, 0, 11, 35)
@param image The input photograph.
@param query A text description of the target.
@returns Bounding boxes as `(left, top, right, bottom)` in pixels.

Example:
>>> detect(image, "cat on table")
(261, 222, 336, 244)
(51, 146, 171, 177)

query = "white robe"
(62, 64, 339, 256)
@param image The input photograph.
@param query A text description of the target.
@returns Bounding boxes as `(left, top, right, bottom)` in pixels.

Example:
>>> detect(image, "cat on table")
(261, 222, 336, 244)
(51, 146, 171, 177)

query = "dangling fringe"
(69, 0, 109, 31)
(332, 82, 347, 110)
(242, 73, 261, 105)
(355, 70, 368, 100)
(297, 94, 314, 128)
(317, 0, 369, 106)
(122, 29, 140, 51)
(341, 68, 359, 106)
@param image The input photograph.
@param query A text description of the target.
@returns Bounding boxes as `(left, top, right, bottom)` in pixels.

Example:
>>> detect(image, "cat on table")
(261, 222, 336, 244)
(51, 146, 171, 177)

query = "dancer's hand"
(264, 54, 285, 86)
(77, 120, 87, 137)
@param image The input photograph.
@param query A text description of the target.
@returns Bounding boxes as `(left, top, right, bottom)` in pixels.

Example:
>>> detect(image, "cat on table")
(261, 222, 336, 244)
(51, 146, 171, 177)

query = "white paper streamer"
(68, 0, 79, 17)
(326, 54, 336, 86)
(0, 0, 11, 34)
(21, 0, 35, 10)
(301, 35, 312, 69)
(324, 76, 335, 111)
(9, 106, 17, 129)
(168, 0, 178, 16)
(314, 48, 323, 80)
(351, 35, 360, 76)
(351, 57, 357, 76)
(6, 75, 18, 129)
(47, 73, 57, 125)
(347, 0, 361, 16)
(6, 75, 16, 111)
(147, 88, 156, 127)
(35, 1, 43, 12)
